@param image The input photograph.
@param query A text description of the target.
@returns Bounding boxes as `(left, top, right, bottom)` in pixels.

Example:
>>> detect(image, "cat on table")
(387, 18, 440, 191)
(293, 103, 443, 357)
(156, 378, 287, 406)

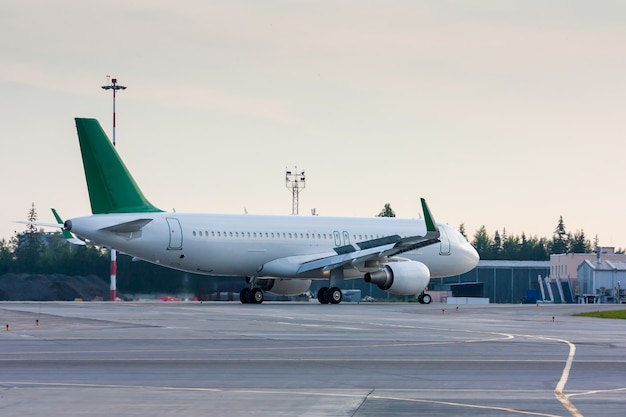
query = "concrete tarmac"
(1, 301, 625, 417)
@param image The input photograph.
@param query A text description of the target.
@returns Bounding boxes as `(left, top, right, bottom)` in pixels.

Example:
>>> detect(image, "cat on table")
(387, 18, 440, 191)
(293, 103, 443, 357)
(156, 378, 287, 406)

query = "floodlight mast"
(101, 76, 127, 147)
(285, 167, 305, 215)
(100, 75, 126, 301)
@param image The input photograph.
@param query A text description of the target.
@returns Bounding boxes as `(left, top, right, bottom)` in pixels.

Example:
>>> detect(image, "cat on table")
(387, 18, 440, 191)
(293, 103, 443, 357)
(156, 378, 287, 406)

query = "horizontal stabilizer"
(101, 219, 153, 233)
(52, 208, 86, 245)
(14, 221, 63, 229)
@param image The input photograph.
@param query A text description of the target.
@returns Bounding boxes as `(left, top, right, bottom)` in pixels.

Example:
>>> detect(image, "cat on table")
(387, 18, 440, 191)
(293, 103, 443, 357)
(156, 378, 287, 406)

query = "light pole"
(101, 76, 126, 301)
(285, 167, 305, 215)
(101, 76, 126, 147)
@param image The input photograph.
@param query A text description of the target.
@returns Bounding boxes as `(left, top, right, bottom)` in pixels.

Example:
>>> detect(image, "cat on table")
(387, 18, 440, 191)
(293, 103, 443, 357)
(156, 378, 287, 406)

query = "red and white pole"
(111, 81, 117, 300)
(101, 76, 126, 301)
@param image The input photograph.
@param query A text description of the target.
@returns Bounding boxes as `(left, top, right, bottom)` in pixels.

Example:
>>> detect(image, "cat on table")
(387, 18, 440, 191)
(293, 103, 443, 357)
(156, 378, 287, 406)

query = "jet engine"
(363, 261, 430, 295)
(254, 278, 312, 296)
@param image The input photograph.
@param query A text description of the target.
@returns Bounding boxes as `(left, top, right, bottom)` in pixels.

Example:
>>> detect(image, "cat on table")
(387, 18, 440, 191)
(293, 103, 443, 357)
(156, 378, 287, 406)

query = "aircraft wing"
(297, 233, 439, 274)
(261, 198, 440, 276)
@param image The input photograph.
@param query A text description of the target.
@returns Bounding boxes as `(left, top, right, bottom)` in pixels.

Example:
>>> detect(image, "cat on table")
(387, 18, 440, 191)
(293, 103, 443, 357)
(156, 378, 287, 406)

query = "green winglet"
(74, 118, 163, 214)
(420, 198, 438, 233)
(51, 208, 86, 245)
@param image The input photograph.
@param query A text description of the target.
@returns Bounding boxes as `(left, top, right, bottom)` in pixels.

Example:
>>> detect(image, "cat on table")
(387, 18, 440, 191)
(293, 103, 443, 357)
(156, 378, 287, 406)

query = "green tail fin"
(74, 118, 163, 214)
(420, 198, 438, 233)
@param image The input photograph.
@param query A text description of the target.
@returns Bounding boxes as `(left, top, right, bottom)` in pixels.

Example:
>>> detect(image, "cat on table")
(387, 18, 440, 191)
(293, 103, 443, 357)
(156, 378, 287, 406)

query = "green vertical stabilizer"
(75, 118, 163, 214)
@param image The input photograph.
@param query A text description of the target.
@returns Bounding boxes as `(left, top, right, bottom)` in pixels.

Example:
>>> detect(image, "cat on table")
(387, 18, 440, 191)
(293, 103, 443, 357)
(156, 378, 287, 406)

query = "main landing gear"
(317, 286, 343, 304)
(417, 292, 432, 304)
(240, 287, 264, 304)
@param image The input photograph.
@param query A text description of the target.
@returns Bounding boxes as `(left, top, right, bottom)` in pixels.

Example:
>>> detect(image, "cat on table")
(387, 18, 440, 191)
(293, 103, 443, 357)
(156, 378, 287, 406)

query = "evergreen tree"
(0, 238, 12, 275)
(69, 243, 109, 279)
(570, 230, 591, 253)
(472, 226, 492, 259)
(492, 230, 502, 259)
(43, 232, 74, 274)
(502, 232, 521, 260)
(377, 203, 396, 218)
(530, 236, 550, 260)
(519, 233, 530, 260)
(13, 203, 45, 272)
(551, 216, 568, 254)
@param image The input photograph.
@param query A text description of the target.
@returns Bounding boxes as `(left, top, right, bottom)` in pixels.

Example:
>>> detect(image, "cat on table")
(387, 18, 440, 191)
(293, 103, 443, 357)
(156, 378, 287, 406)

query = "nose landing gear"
(240, 280, 265, 304)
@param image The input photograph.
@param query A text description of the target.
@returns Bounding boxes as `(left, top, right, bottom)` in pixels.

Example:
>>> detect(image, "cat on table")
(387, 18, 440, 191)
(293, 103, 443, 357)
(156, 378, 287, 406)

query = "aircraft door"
(333, 231, 341, 246)
(166, 218, 183, 250)
(439, 225, 450, 255)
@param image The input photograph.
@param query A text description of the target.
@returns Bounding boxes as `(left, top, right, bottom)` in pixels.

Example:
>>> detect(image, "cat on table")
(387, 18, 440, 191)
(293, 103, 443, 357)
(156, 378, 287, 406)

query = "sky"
(2, 0, 626, 249)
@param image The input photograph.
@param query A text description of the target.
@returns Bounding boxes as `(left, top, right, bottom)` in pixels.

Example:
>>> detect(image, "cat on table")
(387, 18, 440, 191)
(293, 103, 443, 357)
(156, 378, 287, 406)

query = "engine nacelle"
(363, 261, 430, 295)
(255, 278, 312, 296)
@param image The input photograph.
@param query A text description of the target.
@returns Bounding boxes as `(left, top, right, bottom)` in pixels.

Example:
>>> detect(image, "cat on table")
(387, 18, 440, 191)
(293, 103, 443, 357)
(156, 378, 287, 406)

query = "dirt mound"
(0, 273, 114, 301)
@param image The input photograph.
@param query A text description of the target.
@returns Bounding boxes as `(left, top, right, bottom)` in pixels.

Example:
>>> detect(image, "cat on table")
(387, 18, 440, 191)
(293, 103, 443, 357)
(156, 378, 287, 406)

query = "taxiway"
(1, 302, 625, 416)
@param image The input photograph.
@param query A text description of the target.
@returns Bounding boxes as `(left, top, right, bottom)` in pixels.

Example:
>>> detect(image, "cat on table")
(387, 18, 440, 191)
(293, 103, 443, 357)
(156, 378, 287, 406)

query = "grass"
(574, 310, 626, 319)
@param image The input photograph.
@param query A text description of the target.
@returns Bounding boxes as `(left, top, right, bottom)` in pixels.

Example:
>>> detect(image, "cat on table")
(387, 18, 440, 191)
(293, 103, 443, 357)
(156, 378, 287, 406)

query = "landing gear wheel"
(250, 288, 264, 304)
(418, 293, 432, 304)
(240, 288, 251, 304)
(317, 287, 330, 304)
(328, 287, 343, 304)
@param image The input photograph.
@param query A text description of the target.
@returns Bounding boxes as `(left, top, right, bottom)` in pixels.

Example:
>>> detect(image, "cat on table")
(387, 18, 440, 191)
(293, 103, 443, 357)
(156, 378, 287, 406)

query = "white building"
(577, 259, 626, 304)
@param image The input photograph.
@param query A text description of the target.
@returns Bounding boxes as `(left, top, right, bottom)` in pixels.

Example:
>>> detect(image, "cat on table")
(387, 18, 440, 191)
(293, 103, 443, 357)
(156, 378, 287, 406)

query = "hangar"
(428, 260, 549, 304)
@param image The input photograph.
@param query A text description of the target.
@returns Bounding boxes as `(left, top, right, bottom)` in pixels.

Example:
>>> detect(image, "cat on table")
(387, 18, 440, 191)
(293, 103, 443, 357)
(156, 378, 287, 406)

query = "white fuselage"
(67, 212, 479, 280)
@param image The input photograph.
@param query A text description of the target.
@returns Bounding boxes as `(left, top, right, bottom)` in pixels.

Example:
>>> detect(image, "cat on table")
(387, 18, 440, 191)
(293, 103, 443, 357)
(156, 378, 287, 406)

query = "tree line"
(378, 204, 622, 260)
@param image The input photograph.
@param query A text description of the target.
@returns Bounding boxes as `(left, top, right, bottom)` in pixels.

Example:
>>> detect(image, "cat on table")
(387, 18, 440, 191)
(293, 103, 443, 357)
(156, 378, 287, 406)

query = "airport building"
(429, 260, 550, 304)
(550, 248, 626, 304)
(428, 250, 626, 305)
(577, 259, 626, 304)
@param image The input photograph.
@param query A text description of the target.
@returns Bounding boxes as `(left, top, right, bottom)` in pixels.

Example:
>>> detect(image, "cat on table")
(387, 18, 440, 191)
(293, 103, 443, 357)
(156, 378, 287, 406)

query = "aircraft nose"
(468, 245, 480, 268)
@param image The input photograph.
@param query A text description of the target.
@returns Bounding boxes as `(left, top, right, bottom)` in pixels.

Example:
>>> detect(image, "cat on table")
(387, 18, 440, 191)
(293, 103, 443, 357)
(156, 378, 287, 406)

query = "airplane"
(45, 118, 480, 304)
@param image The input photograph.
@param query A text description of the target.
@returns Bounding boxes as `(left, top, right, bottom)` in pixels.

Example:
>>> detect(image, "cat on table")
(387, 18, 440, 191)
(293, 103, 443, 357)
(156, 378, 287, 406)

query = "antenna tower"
(285, 167, 305, 215)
